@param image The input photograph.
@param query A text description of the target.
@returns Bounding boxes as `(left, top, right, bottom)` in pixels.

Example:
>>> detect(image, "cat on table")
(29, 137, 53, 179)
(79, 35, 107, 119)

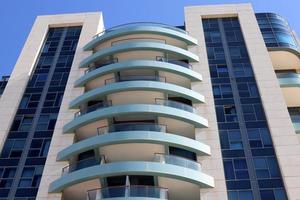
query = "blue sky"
(0, 0, 299, 77)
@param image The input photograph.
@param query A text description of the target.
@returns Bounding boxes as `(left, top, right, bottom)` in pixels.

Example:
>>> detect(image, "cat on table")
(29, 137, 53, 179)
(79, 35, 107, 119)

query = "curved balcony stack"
(49, 22, 214, 200)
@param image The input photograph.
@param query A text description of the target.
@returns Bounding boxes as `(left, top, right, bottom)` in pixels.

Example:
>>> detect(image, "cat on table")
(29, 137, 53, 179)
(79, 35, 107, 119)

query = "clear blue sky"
(0, 0, 299, 77)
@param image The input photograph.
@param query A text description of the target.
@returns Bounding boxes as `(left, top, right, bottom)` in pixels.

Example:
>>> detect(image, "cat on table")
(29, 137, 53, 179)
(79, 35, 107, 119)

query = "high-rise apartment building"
(0, 3, 299, 200)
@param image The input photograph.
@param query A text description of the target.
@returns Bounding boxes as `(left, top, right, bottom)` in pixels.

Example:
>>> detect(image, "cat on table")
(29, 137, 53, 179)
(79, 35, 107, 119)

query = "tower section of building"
(47, 22, 214, 200)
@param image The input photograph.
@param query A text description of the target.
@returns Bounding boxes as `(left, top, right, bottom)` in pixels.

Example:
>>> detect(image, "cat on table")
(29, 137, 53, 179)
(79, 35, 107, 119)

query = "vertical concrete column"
(184, 7, 228, 200)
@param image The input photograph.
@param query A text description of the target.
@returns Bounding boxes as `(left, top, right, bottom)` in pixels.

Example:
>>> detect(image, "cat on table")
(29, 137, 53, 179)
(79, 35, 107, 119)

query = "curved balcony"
(49, 159, 214, 193)
(277, 72, 300, 87)
(87, 185, 168, 200)
(84, 57, 194, 75)
(84, 22, 197, 51)
(75, 60, 202, 88)
(64, 100, 207, 133)
(70, 80, 204, 109)
(256, 13, 300, 70)
(256, 13, 300, 52)
(57, 124, 210, 161)
(79, 42, 199, 68)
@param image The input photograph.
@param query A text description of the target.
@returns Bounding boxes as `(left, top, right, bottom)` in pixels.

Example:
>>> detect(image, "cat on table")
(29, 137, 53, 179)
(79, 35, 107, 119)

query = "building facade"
(0, 3, 299, 200)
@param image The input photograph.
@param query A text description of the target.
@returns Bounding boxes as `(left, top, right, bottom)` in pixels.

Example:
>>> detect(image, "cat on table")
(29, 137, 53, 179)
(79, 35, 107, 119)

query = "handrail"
(156, 56, 193, 69)
(111, 37, 166, 46)
(61, 155, 106, 176)
(73, 98, 196, 119)
(104, 75, 166, 85)
(153, 153, 201, 171)
(93, 22, 188, 38)
(83, 56, 193, 75)
(155, 98, 196, 113)
(85, 58, 118, 74)
(74, 101, 112, 118)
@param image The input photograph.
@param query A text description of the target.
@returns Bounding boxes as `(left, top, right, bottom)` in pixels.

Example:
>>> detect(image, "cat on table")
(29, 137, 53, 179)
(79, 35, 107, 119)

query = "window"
(57, 55, 68, 64)
(207, 47, 215, 59)
(229, 47, 241, 58)
(276, 32, 296, 46)
(36, 115, 50, 130)
(214, 48, 225, 59)
(41, 140, 51, 157)
(224, 159, 249, 180)
(228, 130, 243, 150)
(238, 83, 259, 98)
(210, 31, 222, 43)
(217, 65, 228, 77)
(228, 191, 253, 200)
(42, 56, 53, 66)
(217, 65, 228, 73)
(42, 42, 50, 53)
(19, 116, 34, 132)
(21, 168, 35, 177)
(18, 166, 43, 188)
(221, 85, 233, 98)
(71, 41, 78, 50)
(18, 179, 32, 187)
(0, 179, 13, 188)
(248, 129, 272, 148)
(19, 95, 30, 109)
(3, 168, 16, 178)
(220, 130, 243, 150)
(213, 86, 221, 98)
(249, 84, 259, 97)
(254, 157, 280, 179)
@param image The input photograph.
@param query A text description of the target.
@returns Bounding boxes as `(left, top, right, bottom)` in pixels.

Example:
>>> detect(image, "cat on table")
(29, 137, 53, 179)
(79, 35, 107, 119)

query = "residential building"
(0, 3, 299, 200)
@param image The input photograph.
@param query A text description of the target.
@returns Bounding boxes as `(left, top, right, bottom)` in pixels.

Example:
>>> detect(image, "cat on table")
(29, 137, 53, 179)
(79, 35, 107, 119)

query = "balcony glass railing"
(83, 56, 193, 75)
(153, 153, 201, 171)
(156, 56, 192, 69)
(276, 72, 300, 79)
(276, 72, 300, 87)
(87, 185, 168, 200)
(97, 123, 167, 135)
(155, 98, 196, 113)
(74, 101, 112, 118)
(93, 22, 188, 38)
(111, 38, 166, 46)
(291, 115, 300, 122)
(85, 58, 118, 74)
(62, 156, 105, 176)
(74, 98, 195, 119)
(105, 75, 166, 85)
